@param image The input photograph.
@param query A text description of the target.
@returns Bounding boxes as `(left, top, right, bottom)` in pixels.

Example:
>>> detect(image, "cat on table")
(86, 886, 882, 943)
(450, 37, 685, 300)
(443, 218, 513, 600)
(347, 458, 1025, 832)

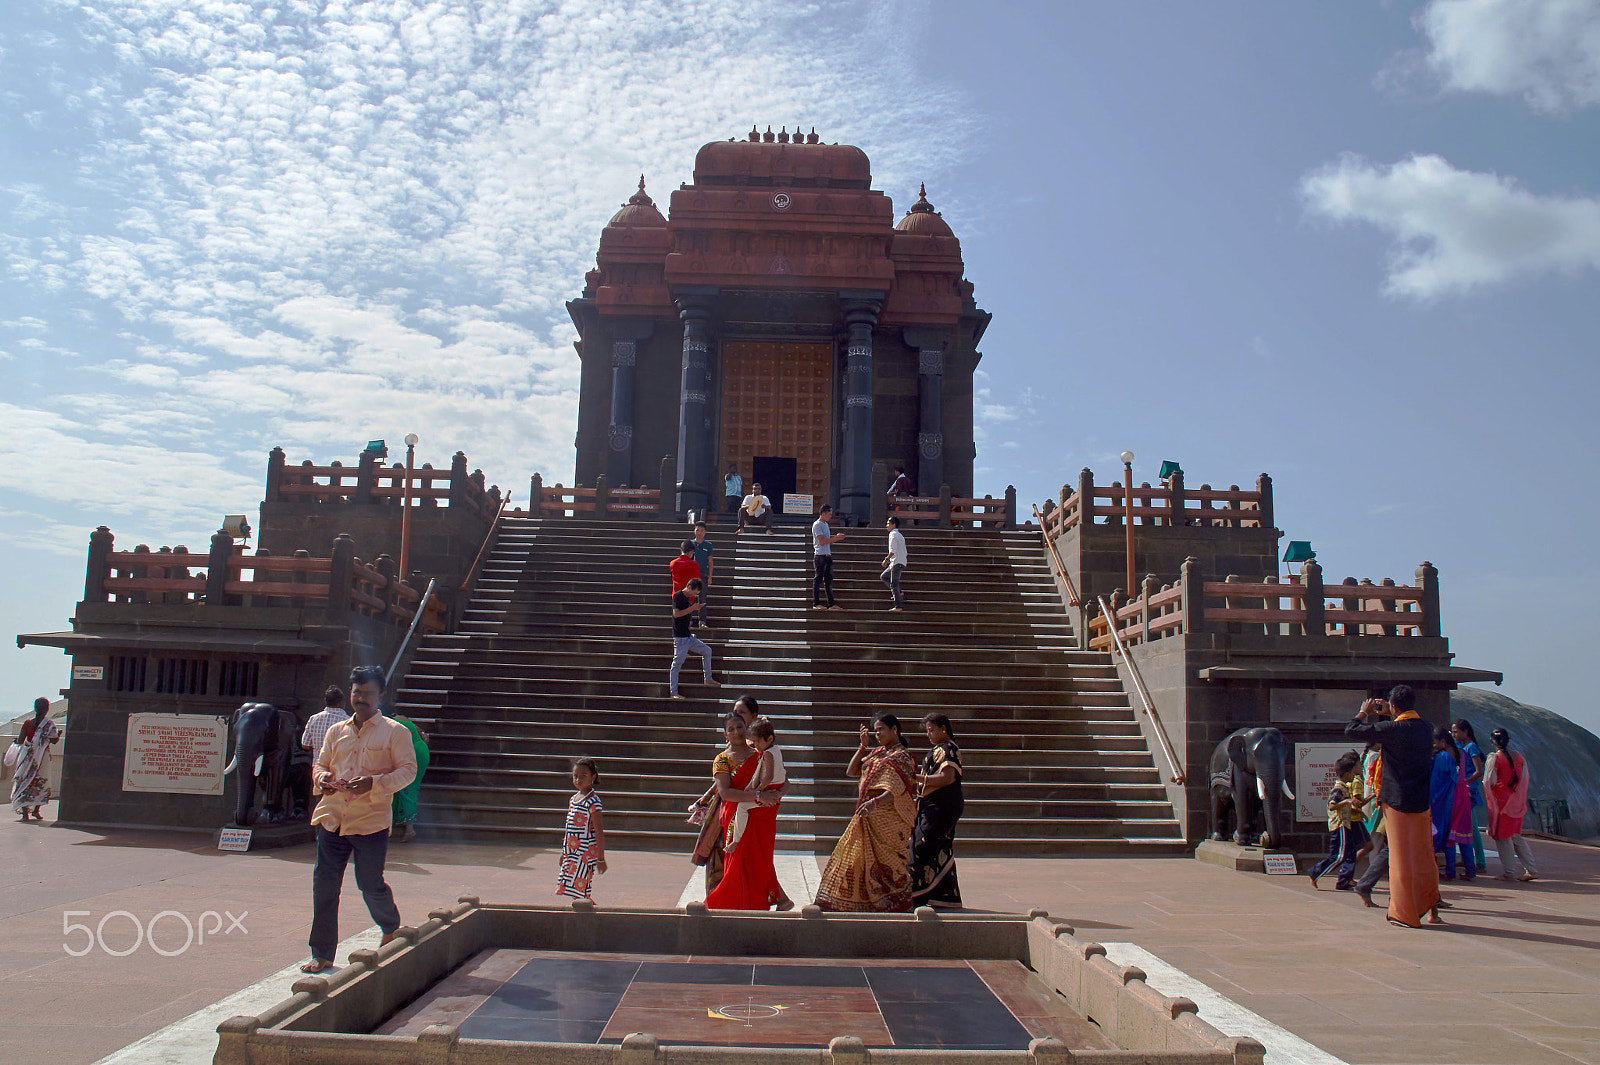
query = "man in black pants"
(811, 504, 846, 610)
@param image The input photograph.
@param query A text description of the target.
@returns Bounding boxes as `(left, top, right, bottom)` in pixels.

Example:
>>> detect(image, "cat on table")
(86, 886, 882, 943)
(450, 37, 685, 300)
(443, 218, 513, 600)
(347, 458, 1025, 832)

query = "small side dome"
(894, 182, 954, 237)
(607, 175, 667, 228)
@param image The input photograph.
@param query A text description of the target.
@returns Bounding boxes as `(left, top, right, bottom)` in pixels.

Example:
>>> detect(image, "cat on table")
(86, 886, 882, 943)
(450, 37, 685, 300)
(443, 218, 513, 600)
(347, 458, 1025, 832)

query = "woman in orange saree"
(814, 712, 918, 912)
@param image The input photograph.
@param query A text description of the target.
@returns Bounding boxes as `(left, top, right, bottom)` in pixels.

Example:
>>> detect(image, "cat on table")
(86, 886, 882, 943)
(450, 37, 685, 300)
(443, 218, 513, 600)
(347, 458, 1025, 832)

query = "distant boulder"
(1451, 687, 1600, 842)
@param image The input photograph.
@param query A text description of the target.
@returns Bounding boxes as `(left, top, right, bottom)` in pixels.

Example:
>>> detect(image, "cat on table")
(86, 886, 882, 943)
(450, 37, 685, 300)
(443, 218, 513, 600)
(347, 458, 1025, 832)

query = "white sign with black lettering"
(123, 714, 228, 795)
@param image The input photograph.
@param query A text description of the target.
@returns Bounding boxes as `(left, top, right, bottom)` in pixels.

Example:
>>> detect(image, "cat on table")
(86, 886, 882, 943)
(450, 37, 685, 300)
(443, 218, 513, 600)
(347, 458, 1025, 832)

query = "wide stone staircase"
(398, 516, 1185, 855)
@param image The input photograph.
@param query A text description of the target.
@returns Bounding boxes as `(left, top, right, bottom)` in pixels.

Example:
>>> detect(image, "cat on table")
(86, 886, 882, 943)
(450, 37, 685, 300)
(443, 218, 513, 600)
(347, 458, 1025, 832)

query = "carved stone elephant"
(223, 702, 311, 826)
(1209, 726, 1295, 848)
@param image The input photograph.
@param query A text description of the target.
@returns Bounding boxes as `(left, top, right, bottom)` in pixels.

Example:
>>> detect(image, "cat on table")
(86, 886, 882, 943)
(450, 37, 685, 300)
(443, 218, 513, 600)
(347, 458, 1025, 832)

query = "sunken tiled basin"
(214, 899, 1264, 1065)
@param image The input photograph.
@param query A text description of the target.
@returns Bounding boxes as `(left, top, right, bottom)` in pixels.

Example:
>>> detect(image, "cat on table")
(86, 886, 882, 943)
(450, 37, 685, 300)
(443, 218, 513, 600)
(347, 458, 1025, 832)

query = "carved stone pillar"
(674, 301, 714, 515)
(916, 346, 944, 495)
(839, 294, 882, 524)
(605, 340, 636, 484)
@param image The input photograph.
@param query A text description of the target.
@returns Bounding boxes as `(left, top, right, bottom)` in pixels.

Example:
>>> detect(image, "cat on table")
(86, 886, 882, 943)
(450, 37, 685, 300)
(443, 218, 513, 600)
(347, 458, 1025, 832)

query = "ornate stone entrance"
(718, 340, 833, 505)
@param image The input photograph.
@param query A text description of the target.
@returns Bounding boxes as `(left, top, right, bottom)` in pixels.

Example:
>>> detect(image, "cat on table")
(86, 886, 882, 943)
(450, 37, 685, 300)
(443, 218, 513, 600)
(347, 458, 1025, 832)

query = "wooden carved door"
(718, 340, 833, 504)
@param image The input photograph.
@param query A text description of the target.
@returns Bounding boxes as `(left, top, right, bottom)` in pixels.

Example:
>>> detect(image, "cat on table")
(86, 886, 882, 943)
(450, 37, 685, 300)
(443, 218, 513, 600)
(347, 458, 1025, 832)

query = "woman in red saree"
(704, 718, 788, 911)
(814, 712, 918, 912)
(1484, 727, 1539, 881)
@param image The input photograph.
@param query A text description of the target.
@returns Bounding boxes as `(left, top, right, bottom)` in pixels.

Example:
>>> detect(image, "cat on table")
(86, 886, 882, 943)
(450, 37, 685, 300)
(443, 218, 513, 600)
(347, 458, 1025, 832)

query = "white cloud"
(1300, 152, 1600, 297)
(1418, 0, 1600, 112)
(3, 0, 972, 549)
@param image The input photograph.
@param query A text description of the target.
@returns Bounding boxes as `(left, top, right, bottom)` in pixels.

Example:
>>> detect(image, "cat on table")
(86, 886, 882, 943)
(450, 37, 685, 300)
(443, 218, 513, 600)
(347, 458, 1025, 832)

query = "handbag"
(3, 743, 20, 769)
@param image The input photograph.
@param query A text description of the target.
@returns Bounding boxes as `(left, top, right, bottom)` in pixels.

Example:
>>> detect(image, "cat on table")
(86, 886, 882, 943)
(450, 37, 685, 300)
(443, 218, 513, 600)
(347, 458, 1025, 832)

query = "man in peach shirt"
(301, 665, 417, 973)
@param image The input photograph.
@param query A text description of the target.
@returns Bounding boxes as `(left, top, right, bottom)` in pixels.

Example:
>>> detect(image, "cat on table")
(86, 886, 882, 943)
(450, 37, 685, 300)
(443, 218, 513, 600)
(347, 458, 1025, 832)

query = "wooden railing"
(888, 487, 1015, 528)
(1086, 558, 1440, 651)
(1041, 468, 1272, 541)
(266, 447, 500, 524)
(88, 528, 444, 632)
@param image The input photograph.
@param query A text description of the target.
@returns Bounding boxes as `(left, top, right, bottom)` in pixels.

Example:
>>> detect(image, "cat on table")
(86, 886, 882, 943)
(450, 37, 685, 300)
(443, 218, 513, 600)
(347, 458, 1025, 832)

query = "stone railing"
(86, 528, 444, 631)
(1042, 469, 1271, 540)
(266, 447, 500, 524)
(1087, 558, 1439, 651)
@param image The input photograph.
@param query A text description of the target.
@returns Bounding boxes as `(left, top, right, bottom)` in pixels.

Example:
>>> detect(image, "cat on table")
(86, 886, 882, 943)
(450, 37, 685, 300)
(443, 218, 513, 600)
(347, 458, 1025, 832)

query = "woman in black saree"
(909, 713, 964, 908)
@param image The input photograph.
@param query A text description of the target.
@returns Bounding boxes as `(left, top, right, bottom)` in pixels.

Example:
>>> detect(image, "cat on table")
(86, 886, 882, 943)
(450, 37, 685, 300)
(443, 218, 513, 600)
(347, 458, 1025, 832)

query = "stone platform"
(4, 813, 1598, 1065)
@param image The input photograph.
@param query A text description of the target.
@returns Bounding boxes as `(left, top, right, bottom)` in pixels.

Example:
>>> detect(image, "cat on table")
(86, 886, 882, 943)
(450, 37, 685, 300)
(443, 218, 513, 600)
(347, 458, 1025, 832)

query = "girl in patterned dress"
(557, 758, 606, 899)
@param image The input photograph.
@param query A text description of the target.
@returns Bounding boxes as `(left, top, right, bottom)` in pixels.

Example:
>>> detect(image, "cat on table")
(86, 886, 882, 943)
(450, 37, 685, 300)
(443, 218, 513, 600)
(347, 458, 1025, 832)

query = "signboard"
(123, 714, 228, 795)
(1263, 853, 1300, 875)
(217, 827, 253, 852)
(72, 665, 104, 681)
(1294, 742, 1361, 823)
(783, 493, 814, 514)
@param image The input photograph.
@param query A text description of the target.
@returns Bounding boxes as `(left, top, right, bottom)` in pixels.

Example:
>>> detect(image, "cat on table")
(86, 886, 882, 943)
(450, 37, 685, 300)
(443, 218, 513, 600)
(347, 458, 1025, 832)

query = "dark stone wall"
(257, 501, 487, 619)
(56, 603, 353, 830)
(1059, 522, 1280, 605)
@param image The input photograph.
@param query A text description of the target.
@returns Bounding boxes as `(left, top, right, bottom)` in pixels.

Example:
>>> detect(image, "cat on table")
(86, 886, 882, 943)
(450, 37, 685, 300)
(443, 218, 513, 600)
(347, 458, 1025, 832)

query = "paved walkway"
(4, 815, 1596, 1065)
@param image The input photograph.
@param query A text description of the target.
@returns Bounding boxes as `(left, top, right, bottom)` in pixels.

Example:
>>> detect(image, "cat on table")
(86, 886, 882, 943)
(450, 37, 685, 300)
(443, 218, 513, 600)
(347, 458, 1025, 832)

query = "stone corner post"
(1179, 556, 1207, 636)
(1302, 560, 1325, 636)
(593, 474, 610, 520)
(264, 447, 285, 503)
(85, 526, 114, 602)
(1004, 485, 1017, 529)
(938, 483, 952, 526)
(529, 472, 544, 517)
(448, 451, 469, 510)
(355, 447, 377, 505)
(1416, 561, 1440, 637)
(205, 531, 232, 605)
(1256, 472, 1275, 531)
(1166, 468, 1185, 526)
(325, 533, 356, 624)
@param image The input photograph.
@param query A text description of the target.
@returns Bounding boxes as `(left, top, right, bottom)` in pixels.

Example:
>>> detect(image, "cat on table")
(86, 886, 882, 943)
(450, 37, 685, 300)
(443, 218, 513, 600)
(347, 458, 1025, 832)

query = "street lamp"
(400, 433, 419, 579)
(1120, 450, 1136, 599)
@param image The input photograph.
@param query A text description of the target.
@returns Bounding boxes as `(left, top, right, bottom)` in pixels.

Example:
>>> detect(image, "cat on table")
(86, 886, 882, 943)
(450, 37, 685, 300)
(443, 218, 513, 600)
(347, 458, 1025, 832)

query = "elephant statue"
(1209, 726, 1295, 849)
(224, 702, 311, 826)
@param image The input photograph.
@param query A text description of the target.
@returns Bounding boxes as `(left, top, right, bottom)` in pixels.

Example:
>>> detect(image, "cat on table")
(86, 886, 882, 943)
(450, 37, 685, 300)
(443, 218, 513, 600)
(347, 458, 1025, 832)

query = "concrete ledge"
(214, 900, 1266, 1064)
(1193, 840, 1295, 874)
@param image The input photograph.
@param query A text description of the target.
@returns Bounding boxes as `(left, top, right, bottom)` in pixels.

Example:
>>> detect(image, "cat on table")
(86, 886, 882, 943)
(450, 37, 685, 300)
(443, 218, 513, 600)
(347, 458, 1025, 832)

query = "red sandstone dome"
(894, 183, 955, 237)
(693, 126, 872, 188)
(606, 176, 666, 228)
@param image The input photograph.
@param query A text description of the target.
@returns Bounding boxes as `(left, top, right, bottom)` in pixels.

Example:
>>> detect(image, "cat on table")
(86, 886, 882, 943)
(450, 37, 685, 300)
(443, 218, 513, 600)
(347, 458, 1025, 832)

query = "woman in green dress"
(390, 714, 430, 842)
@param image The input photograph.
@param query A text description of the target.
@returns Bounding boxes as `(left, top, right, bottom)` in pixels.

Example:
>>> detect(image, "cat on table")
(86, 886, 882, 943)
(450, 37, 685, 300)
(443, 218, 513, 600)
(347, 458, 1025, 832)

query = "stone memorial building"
(567, 128, 991, 523)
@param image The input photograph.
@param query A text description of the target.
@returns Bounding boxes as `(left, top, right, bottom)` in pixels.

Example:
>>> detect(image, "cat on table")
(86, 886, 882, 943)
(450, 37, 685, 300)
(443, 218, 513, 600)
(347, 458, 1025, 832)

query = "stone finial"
(778, 125, 789, 142)
(748, 125, 760, 142)
(625, 175, 655, 208)
(908, 182, 936, 214)
(807, 127, 819, 143)
(763, 125, 775, 142)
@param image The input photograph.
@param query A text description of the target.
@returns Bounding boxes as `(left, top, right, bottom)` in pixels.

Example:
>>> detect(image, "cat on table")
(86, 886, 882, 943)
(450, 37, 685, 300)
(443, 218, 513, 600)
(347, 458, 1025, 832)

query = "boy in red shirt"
(669, 540, 706, 633)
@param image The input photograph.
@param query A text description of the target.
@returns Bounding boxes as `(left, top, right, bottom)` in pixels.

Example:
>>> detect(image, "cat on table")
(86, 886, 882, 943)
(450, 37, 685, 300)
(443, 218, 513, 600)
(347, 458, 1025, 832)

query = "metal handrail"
(1096, 595, 1185, 786)
(1032, 503, 1080, 607)
(459, 491, 511, 593)
(385, 577, 439, 685)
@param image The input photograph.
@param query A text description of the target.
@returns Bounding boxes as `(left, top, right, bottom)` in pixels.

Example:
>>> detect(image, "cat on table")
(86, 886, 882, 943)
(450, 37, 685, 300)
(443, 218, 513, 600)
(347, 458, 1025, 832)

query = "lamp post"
(1120, 450, 1136, 598)
(400, 433, 418, 579)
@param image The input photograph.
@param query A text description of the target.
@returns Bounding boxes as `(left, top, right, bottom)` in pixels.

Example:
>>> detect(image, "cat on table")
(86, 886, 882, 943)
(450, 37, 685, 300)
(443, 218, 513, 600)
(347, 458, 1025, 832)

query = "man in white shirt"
(812, 504, 846, 610)
(738, 482, 773, 534)
(724, 465, 742, 515)
(881, 516, 908, 611)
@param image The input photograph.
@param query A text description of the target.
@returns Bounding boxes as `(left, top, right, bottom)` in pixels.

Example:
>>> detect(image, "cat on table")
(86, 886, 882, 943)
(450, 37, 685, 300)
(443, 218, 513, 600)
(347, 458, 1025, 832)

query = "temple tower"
(568, 129, 990, 523)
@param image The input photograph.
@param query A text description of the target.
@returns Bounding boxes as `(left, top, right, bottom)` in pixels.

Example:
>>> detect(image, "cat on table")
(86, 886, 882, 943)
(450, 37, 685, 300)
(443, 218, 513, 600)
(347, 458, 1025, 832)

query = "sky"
(3, 1, 1598, 735)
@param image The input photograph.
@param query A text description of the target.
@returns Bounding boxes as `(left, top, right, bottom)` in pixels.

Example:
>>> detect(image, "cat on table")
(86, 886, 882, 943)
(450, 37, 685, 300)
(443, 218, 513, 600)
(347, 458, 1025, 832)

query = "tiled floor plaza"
(5, 815, 1597, 1065)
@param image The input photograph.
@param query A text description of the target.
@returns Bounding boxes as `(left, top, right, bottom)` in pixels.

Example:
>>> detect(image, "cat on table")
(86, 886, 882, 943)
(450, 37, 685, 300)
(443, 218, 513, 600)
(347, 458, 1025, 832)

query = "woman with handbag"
(10, 697, 60, 821)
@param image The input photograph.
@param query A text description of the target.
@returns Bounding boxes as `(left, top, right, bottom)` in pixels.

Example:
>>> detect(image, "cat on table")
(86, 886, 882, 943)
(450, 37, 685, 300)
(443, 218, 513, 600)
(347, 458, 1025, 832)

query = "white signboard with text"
(123, 714, 229, 795)
(782, 493, 814, 514)
(1294, 742, 1361, 823)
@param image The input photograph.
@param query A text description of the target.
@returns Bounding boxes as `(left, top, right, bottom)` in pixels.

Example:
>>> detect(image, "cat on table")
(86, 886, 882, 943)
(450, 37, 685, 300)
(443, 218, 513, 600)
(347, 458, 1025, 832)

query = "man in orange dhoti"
(1345, 685, 1442, 927)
